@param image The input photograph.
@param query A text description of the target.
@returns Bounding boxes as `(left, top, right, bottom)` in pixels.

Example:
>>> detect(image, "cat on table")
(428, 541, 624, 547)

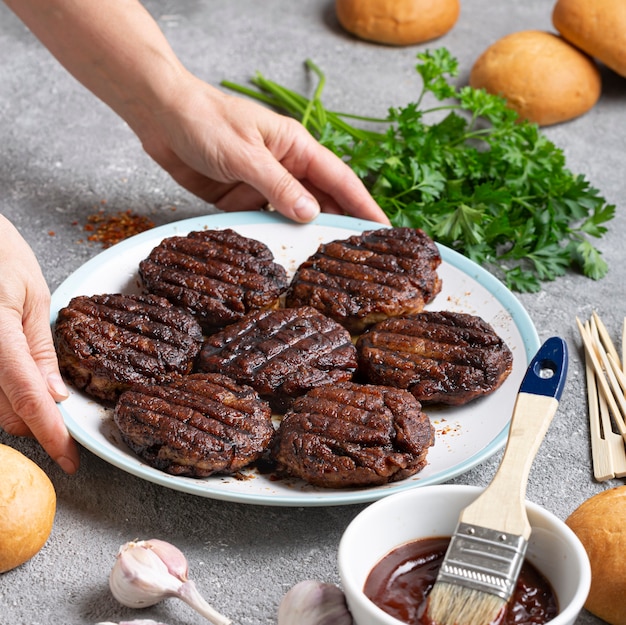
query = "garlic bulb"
(277, 580, 354, 625)
(109, 539, 231, 625)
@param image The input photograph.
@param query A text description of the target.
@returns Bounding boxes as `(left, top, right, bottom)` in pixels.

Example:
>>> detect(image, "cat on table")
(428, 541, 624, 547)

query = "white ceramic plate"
(50, 212, 539, 506)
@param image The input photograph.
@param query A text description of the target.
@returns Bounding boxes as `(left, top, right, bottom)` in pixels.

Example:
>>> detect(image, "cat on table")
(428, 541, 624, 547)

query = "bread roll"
(469, 30, 601, 126)
(335, 0, 460, 46)
(566, 487, 626, 625)
(553, 0, 626, 77)
(0, 444, 56, 573)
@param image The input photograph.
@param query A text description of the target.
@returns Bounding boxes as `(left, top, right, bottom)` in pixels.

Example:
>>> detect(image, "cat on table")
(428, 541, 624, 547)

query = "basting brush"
(424, 336, 568, 625)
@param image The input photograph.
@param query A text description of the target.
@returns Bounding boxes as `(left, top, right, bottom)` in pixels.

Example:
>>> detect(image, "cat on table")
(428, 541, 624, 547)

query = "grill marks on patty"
(198, 306, 358, 411)
(285, 227, 442, 332)
(139, 228, 289, 332)
(114, 373, 274, 477)
(54, 293, 203, 404)
(271, 381, 435, 488)
(356, 311, 514, 406)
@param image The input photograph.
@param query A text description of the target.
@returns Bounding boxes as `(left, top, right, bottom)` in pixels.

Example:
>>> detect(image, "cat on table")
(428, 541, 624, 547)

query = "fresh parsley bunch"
(222, 48, 613, 292)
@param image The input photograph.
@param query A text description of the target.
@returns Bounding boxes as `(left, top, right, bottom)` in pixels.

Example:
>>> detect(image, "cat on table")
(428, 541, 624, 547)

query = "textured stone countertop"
(1, 1, 624, 624)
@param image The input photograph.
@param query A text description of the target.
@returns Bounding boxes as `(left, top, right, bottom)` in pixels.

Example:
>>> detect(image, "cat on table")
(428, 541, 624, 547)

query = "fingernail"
(58, 455, 78, 474)
(47, 373, 69, 399)
(293, 195, 320, 222)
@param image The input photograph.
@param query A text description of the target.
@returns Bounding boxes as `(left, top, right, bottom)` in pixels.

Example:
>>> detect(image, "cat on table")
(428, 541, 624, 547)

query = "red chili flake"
(83, 209, 155, 248)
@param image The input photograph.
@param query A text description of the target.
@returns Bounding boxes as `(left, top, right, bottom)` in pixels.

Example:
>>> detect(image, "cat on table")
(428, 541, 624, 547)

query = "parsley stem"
(302, 59, 326, 130)
(222, 72, 385, 142)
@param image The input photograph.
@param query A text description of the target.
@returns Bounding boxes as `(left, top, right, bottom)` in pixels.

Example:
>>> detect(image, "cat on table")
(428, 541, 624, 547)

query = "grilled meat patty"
(139, 228, 289, 332)
(284, 227, 442, 333)
(198, 306, 358, 412)
(270, 381, 435, 488)
(114, 373, 274, 478)
(356, 311, 514, 405)
(54, 293, 203, 404)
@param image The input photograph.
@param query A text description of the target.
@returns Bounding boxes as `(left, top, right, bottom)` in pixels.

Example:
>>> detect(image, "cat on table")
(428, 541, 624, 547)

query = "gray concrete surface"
(0, 1, 624, 623)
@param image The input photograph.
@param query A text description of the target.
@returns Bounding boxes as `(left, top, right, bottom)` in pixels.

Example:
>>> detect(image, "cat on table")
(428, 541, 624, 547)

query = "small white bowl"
(338, 484, 591, 625)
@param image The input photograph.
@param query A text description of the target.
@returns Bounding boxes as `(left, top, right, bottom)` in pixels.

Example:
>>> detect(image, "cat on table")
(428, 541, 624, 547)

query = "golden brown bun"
(553, 0, 626, 77)
(469, 30, 601, 126)
(335, 0, 460, 46)
(566, 487, 626, 625)
(0, 444, 56, 573)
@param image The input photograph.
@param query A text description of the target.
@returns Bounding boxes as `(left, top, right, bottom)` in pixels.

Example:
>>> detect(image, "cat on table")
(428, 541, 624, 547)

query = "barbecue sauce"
(364, 537, 558, 625)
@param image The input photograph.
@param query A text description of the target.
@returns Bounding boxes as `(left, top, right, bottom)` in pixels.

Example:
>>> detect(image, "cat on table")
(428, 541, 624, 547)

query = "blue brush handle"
(459, 336, 569, 537)
(519, 336, 568, 400)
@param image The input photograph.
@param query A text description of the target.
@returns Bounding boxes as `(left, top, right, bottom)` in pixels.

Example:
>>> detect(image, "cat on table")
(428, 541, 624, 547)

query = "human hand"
(0, 216, 79, 474)
(4, 0, 388, 226)
(132, 74, 390, 225)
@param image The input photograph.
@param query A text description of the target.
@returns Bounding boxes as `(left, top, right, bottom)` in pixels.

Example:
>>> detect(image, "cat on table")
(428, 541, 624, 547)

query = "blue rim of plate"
(50, 211, 540, 506)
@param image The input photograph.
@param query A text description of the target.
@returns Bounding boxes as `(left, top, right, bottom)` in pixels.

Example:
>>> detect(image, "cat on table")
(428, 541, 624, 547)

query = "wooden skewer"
(593, 311, 622, 370)
(586, 319, 626, 478)
(603, 319, 626, 477)
(601, 353, 626, 478)
(608, 353, 626, 396)
(577, 315, 626, 481)
(583, 324, 615, 481)
(589, 317, 626, 437)
(577, 318, 626, 437)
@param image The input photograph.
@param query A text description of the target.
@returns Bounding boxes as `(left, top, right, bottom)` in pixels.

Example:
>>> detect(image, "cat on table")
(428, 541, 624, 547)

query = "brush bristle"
(426, 581, 506, 625)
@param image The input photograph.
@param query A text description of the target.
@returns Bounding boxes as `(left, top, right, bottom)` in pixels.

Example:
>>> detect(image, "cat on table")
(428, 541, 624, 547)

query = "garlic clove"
(108, 539, 231, 625)
(277, 579, 354, 625)
(142, 539, 189, 581)
(110, 541, 182, 608)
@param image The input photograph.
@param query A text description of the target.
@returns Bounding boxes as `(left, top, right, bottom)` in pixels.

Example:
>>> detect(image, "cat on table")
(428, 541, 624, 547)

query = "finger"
(0, 328, 79, 474)
(300, 181, 359, 217)
(290, 143, 390, 225)
(23, 294, 69, 403)
(258, 120, 388, 224)
(153, 155, 274, 213)
(163, 163, 240, 206)
(0, 373, 79, 474)
(0, 399, 33, 437)
(243, 153, 321, 223)
(212, 182, 269, 213)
